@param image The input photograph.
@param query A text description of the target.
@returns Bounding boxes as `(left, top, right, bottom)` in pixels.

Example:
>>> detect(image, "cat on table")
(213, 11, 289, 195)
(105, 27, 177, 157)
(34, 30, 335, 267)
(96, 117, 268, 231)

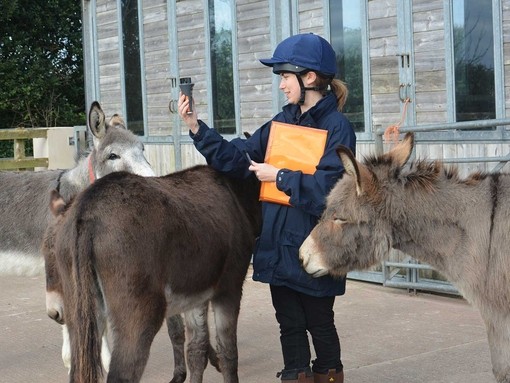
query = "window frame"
(418, 0, 507, 142)
(117, 0, 148, 137)
(325, 0, 373, 141)
(204, 0, 240, 138)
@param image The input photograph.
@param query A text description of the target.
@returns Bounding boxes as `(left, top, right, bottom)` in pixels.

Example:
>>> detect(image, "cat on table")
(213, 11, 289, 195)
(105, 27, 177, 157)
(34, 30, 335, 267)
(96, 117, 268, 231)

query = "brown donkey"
(43, 165, 261, 383)
(300, 133, 510, 383)
(43, 191, 220, 383)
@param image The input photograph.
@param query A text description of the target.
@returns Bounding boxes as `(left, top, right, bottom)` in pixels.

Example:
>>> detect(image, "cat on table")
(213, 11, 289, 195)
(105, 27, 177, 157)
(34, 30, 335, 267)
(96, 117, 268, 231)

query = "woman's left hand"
(249, 161, 279, 182)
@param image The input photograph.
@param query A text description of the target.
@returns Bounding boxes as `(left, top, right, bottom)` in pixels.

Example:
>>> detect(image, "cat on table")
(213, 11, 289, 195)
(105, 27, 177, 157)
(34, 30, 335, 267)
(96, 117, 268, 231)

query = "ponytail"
(314, 75, 349, 112)
(330, 79, 348, 112)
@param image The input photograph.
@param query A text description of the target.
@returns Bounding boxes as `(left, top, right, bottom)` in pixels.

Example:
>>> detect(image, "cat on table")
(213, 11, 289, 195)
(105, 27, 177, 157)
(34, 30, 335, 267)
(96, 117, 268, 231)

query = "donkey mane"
(364, 152, 490, 194)
(362, 153, 394, 168)
(464, 170, 492, 185)
(404, 159, 444, 193)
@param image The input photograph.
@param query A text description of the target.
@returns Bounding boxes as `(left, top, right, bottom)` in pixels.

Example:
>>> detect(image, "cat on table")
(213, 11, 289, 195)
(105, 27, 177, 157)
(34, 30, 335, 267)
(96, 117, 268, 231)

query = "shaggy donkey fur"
(301, 133, 510, 383)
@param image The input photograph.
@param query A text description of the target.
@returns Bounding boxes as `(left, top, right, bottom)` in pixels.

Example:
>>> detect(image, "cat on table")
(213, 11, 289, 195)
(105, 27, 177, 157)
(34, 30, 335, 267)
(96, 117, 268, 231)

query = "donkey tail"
(68, 225, 103, 383)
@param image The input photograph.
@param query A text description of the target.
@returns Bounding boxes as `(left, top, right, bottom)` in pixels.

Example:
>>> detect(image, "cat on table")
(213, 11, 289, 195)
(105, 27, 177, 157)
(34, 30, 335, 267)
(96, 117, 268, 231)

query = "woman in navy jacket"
(179, 33, 356, 383)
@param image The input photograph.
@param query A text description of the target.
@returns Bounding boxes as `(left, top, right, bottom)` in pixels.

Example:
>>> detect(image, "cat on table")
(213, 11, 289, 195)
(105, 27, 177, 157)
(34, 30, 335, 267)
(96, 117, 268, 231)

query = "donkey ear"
(88, 101, 107, 139)
(49, 189, 67, 218)
(336, 145, 365, 196)
(108, 114, 127, 130)
(386, 132, 414, 167)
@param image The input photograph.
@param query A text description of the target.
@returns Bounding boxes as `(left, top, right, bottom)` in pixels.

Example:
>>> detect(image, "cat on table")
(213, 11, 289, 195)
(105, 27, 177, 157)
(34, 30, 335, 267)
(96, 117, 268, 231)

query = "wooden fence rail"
(0, 128, 49, 170)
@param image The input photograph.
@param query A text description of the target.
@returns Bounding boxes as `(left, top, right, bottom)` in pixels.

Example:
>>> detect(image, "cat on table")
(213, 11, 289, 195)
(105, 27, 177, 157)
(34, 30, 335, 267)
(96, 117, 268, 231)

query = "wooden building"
(81, 0, 510, 291)
(81, 0, 510, 174)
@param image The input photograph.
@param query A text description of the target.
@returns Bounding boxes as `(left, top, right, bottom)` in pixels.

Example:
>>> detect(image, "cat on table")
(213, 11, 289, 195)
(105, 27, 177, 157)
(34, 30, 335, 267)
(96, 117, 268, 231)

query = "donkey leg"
(166, 314, 187, 383)
(211, 293, 241, 383)
(106, 295, 166, 383)
(98, 318, 112, 373)
(183, 304, 211, 383)
(100, 334, 112, 372)
(483, 311, 510, 383)
(61, 325, 71, 372)
(61, 322, 111, 373)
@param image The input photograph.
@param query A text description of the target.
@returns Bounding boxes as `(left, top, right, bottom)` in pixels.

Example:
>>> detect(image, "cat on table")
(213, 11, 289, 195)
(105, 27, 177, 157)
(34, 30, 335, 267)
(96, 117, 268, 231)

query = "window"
(452, 0, 495, 122)
(329, 1, 364, 132)
(208, 0, 235, 134)
(120, 0, 144, 135)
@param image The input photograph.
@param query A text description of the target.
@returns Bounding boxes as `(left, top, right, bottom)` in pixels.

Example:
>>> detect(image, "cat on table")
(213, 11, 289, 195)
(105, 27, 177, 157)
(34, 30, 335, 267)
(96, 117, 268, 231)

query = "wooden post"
(0, 128, 48, 170)
(13, 138, 26, 170)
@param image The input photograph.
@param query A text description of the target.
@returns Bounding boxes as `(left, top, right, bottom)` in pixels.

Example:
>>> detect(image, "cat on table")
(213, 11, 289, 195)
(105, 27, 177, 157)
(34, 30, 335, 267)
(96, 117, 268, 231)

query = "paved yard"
(0, 270, 495, 382)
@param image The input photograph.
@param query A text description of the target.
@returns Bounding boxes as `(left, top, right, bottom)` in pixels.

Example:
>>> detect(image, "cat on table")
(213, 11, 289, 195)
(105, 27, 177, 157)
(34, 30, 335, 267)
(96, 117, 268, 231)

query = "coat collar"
(281, 92, 337, 127)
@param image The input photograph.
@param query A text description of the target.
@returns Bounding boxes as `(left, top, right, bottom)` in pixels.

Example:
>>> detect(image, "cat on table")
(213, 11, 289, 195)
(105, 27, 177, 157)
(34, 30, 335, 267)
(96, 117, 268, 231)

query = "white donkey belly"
(0, 251, 44, 277)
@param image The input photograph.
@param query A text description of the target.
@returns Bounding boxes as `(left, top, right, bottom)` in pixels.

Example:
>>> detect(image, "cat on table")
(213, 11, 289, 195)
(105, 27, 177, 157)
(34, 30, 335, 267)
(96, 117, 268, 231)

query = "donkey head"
(299, 133, 414, 278)
(42, 190, 69, 324)
(87, 102, 155, 179)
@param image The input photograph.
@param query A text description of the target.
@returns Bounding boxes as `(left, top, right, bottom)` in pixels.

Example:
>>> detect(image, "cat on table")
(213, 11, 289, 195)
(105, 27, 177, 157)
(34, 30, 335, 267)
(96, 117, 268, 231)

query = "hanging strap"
(383, 97, 411, 144)
(88, 153, 96, 183)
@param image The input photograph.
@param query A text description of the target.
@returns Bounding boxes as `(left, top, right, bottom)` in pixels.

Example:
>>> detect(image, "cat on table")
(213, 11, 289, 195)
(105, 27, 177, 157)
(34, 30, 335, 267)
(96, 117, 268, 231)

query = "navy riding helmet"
(259, 33, 338, 104)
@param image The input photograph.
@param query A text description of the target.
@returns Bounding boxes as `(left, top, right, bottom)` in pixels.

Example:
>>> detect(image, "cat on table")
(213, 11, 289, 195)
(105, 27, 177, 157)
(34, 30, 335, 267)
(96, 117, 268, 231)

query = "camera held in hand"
(179, 77, 194, 115)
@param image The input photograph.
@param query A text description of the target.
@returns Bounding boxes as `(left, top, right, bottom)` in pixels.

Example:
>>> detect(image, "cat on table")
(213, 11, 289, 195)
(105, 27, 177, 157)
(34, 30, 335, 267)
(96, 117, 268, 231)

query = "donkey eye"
(333, 217, 348, 225)
(108, 153, 120, 160)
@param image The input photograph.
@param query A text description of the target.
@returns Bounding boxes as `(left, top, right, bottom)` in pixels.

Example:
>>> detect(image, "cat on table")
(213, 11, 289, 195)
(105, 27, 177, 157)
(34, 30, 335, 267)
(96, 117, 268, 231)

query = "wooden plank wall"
(504, 2, 510, 113)
(412, 0, 447, 125)
(96, 0, 123, 115)
(176, 0, 208, 136)
(143, 0, 173, 137)
(237, 0, 273, 132)
(368, 0, 401, 131)
(90, 0, 510, 178)
(299, 0, 324, 33)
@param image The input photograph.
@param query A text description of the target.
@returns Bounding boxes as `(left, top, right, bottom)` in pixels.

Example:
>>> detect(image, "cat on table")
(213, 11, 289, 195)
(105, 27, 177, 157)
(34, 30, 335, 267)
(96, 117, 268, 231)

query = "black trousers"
(270, 284, 343, 378)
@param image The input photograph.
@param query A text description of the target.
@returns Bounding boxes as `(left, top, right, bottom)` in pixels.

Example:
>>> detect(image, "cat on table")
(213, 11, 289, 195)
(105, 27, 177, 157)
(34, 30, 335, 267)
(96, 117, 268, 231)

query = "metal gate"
(347, 118, 510, 295)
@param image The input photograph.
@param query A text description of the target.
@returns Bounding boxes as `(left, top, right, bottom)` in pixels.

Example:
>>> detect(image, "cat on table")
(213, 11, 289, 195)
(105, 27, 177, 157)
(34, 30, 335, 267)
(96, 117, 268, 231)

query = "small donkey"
(43, 165, 261, 383)
(300, 132, 510, 383)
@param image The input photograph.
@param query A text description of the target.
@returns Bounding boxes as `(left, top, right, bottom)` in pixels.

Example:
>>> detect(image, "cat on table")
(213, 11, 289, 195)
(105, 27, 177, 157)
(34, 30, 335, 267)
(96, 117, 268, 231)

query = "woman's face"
(279, 73, 301, 104)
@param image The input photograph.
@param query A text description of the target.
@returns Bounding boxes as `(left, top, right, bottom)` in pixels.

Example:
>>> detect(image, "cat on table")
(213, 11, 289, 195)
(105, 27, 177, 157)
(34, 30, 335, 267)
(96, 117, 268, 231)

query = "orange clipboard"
(260, 121, 327, 206)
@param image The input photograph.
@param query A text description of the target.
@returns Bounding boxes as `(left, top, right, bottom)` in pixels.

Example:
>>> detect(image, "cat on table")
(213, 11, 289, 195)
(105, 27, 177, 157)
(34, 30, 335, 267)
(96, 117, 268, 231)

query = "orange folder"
(260, 121, 327, 206)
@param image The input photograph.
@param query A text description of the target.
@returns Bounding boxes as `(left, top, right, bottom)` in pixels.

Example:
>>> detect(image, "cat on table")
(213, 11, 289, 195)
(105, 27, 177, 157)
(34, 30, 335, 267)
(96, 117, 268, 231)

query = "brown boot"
(313, 369, 344, 383)
(279, 371, 314, 382)
(295, 371, 314, 383)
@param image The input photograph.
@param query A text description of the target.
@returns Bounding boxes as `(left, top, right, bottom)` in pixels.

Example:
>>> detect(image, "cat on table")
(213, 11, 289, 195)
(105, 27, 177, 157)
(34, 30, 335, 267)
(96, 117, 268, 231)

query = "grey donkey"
(0, 102, 213, 383)
(300, 132, 510, 383)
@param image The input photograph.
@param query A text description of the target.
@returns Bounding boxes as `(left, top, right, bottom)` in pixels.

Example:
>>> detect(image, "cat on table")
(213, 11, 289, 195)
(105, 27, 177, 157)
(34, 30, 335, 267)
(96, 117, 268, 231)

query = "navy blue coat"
(191, 93, 356, 297)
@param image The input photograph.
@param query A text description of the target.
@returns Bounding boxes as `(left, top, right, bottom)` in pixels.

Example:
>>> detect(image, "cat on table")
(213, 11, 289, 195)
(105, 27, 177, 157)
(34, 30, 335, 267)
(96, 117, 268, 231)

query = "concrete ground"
(0, 268, 495, 382)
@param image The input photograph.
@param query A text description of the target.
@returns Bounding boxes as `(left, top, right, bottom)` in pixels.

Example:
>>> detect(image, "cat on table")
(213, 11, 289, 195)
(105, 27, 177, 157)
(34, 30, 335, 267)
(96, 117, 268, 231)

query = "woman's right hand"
(178, 92, 199, 134)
